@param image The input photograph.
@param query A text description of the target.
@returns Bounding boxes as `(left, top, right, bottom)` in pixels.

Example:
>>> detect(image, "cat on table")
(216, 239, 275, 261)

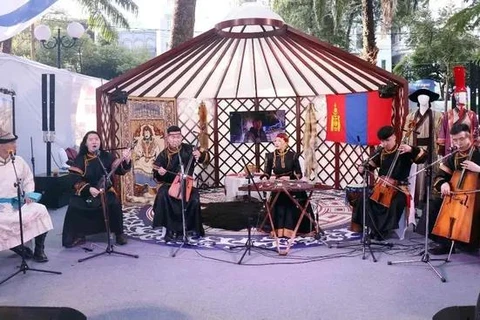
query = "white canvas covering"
(0, 53, 103, 174)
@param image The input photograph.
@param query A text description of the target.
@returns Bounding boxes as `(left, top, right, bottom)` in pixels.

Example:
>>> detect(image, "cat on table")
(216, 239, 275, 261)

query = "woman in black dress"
(263, 133, 314, 238)
(62, 131, 132, 248)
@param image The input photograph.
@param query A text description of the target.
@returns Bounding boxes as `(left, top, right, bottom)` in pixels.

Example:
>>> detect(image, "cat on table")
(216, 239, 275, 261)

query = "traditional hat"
(166, 125, 181, 134)
(276, 132, 289, 143)
(408, 89, 439, 103)
(0, 128, 17, 144)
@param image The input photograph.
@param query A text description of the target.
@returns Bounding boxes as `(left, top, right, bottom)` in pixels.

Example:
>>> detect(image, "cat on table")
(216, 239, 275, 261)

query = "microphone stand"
(386, 149, 458, 283)
(228, 157, 275, 265)
(172, 152, 191, 257)
(78, 151, 139, 263)
(337, 148, 393, 261)
(30, 137, 35, 176)
(0, 154, 61, 286)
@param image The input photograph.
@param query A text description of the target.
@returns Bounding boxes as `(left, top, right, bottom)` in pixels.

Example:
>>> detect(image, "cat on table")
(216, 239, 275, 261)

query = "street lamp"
(34, 22, 85, 68)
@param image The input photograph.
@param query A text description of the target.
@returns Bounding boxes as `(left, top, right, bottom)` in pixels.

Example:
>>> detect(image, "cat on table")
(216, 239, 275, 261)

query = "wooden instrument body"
(96, 158, 123, 190)
(432, 170, 480, 243)
(370, 176, 397, 208)
(168, 174, 194, 202)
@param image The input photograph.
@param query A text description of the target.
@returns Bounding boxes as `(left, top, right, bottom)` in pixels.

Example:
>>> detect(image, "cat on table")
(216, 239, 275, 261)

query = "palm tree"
(1, 0, 138, 53)
(361, 0, 428, 65)
(170, 0, 197, 49)
(446, 0, 480, 32)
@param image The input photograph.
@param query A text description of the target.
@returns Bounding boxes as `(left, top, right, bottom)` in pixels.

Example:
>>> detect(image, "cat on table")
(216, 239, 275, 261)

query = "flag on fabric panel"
(0, 0, 59, 42)
(326, 91, 392, 145)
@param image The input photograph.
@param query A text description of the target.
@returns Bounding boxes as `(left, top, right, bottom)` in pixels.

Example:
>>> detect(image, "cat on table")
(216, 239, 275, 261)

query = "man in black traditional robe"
(428, 123, 480, 255)
(62, 131, 132, 248)
(352, 126, 427, 240)
(152, 126, 209, 241)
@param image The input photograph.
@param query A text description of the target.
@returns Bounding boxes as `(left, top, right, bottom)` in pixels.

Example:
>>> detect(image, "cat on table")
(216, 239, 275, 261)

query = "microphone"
(7, 150, 15, 160)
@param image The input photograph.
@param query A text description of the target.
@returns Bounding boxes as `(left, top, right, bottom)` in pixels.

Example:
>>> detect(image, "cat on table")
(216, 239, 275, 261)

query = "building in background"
(118, 29, 157, 58)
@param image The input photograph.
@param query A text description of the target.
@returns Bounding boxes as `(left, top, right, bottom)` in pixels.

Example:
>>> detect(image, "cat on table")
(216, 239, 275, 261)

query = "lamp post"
(33, 22, 84, 176)
(34, 22, 85, 68)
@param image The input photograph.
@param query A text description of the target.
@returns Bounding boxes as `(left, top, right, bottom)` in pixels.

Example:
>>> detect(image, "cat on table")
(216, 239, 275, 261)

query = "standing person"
(0, 128, 52, 262)
(428, 123, 480, 255)
(62, 131, 132, 248)
(352, 126, 427, 240)
(263, 133, 314, 238)
(152, 125, 209, 241)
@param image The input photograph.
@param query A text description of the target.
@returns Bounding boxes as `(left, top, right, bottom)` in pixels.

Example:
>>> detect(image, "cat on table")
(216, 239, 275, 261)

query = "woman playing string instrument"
(62, 131, 132, 248)
(262, 133, 315, 238)
(152, 125, 209, 241)
(352, 126, 427, 240)
(428, 123, 480, 255)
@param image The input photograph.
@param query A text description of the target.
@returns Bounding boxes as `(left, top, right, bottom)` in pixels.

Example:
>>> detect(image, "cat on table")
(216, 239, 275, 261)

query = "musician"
(62, 131, 132, 248)
(353, 126, 427, 240)
(244, 118, 268, 143)
(0, 128, 52, 262)
(428, 123, 480, 255)
(263, 133, 314, 238)
(151, 125, 209, 241)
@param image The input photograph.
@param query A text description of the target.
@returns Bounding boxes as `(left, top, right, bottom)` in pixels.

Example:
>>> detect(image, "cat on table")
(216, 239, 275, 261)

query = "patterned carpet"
(123, 188, 361, 250)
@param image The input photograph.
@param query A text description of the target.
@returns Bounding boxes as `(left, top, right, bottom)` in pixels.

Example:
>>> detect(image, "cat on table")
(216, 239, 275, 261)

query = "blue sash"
(0, 192, 42, 209)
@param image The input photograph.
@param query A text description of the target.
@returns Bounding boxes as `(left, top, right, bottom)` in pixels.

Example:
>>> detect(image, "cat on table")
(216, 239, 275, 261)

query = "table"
(223, 173, 264, 201)
(34, 172, 73, 208)
(239, 180, 333, 255)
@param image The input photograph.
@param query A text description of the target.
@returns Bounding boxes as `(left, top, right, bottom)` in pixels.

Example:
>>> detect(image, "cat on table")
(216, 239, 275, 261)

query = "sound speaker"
(0, 306, 86, 320)
(432, 306, 476, 320)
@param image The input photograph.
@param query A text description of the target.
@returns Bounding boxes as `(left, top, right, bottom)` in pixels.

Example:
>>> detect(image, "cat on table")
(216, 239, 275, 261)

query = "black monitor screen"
(229, 110, 286, 143)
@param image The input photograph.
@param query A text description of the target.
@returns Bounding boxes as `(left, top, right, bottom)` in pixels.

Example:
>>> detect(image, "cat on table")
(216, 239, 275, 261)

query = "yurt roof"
(99, 4, 407, 99)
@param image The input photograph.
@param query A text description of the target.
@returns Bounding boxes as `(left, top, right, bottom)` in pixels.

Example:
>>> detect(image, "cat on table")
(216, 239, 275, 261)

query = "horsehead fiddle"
(369, 120, 417, 208)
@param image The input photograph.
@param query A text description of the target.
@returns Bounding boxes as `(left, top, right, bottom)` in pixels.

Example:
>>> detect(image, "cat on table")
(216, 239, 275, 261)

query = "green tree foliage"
(79, 42, 151, 79)
(75, 0, 138, 42)
(446, 0, 480, 32)
(12, 16, 151, 80)
(272, 0, 362, 49)
(393, 8, 480, 98)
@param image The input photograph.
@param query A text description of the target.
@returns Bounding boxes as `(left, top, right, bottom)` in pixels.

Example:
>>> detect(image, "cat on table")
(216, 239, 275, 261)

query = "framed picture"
(118, 97, 177, 203)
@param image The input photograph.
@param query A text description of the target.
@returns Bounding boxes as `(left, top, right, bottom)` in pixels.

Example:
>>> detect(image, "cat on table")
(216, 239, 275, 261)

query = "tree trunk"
(1, 38, 12, 53)
(361, 0, 378, 65)
(170, 0, 197, 49)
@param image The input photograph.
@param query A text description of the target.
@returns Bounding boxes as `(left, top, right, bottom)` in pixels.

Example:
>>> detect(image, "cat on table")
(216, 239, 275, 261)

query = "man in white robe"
(0, 129, 53, 262)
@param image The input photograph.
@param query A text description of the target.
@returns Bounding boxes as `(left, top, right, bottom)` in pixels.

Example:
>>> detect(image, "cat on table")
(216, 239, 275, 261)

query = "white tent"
(0, 53, 103, 174)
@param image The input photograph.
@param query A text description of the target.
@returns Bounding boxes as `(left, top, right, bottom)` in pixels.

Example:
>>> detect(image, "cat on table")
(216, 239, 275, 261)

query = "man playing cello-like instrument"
(151, 125, 209, 242)
(352, 125, 427, 240)
(428, 123, 480, 255)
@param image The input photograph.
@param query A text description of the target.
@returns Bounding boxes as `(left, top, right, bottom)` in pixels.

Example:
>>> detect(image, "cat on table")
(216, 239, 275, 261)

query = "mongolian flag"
(325, 91, 392, 145)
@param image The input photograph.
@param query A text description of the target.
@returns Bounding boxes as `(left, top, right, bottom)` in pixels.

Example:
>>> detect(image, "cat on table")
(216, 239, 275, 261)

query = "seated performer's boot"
(33, 233, 48, 262)
(115, 233, 128, 245)
(10, 245, 34, 259)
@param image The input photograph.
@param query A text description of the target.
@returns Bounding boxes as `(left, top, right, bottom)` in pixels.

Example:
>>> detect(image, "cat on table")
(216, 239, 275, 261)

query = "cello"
(370, 121, 416, 207)
(432, 146, 480, 243)
(168, 141, 200, 202)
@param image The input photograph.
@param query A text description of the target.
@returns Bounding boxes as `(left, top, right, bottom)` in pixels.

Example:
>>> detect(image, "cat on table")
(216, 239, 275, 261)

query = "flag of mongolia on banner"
(326, 91, 392, 145)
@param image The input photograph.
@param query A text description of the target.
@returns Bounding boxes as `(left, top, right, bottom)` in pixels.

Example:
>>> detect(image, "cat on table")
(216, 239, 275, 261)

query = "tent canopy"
(99, 4, 407, 99)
